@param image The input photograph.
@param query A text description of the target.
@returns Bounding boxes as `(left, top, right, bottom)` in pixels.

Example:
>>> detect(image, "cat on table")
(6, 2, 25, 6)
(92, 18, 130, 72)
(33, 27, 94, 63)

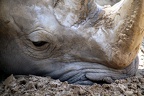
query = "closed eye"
(32, 41, 48, 47)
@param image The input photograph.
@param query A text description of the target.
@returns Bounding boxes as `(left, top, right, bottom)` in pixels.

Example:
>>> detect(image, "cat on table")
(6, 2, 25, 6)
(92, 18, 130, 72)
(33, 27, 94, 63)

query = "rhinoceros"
(0, 0, 144, 85)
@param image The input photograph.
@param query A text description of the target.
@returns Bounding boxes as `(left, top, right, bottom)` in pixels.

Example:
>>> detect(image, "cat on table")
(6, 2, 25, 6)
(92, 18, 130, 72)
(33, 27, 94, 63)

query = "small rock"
(141, 90, 144, 95)
(26, 81, 36, 90)
(49, 80, 62, 88)
(124, 91, 133, 96)
(139, 78, 144, 83)
(117, 84, 126, 93)
(3, 74, 16, 87)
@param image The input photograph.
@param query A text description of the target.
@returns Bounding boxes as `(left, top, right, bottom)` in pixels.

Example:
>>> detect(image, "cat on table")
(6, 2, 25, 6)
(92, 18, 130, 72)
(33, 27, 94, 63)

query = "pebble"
(124, 91, 133, 96)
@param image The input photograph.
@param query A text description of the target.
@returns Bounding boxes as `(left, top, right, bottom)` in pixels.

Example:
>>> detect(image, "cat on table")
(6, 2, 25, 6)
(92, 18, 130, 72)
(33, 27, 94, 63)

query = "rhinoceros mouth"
(44, 60, 138, 85)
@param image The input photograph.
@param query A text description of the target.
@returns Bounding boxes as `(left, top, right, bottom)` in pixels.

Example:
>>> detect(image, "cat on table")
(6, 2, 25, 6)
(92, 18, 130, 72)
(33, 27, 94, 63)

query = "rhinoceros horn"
(103, 0, 144, 68)
(54, 0, 144, 69)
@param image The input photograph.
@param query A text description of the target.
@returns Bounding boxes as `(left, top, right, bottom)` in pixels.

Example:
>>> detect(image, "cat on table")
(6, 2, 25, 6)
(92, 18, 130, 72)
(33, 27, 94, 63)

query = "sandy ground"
(0, 48, 143, 96)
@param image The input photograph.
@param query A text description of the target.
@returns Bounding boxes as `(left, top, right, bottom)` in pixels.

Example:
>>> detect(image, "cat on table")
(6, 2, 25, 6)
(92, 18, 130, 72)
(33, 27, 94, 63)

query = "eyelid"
(28, 31, 49, 42)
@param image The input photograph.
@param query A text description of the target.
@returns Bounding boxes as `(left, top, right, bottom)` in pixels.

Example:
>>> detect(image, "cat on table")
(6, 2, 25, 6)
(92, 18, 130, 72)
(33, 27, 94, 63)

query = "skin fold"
(0, 0, 144, 85)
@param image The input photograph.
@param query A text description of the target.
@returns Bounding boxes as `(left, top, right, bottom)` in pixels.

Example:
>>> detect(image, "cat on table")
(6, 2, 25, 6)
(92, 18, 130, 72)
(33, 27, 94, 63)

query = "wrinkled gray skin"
(0, 0, 144, 85)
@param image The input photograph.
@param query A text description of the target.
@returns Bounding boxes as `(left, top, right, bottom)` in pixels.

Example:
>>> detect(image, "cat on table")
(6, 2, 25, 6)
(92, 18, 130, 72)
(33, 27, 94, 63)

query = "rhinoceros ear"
(53, 0, 101, 27)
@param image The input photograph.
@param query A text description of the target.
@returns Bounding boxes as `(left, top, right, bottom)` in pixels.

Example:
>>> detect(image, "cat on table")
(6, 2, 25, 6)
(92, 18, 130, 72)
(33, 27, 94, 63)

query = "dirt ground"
(0, 47, 144, 96)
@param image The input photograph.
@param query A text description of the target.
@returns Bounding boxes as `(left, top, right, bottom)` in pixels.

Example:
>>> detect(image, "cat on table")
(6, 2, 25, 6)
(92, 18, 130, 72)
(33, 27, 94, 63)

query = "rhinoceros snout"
(45, 57, 138, 85)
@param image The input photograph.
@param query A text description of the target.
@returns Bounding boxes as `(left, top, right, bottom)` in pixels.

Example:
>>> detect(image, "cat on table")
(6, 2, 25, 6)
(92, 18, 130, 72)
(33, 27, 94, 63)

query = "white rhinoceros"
(0, 0, 144, 85)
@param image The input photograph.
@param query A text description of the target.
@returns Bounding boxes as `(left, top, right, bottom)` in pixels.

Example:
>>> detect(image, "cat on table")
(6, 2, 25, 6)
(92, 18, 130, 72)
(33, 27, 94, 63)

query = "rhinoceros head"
(0, 0, 144, 85)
